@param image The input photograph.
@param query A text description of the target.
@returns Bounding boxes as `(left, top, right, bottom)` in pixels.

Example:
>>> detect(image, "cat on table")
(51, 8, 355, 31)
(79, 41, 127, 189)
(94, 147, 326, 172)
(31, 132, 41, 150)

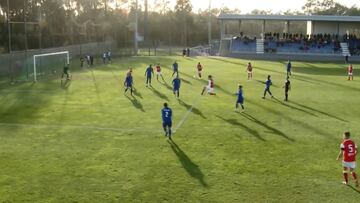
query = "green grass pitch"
(0, 56, 360, 202)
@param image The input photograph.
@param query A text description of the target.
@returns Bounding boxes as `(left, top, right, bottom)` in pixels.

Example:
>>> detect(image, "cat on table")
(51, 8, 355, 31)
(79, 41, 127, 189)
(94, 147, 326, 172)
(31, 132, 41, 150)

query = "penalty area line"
(173, 98, 201, 134)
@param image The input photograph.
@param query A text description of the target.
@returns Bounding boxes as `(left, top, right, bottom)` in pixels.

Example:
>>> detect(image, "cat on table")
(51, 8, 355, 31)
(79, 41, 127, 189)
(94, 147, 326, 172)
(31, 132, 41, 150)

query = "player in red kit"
(155, 63, 164, 81)
(348, 64, 354, 81)
(201, 75, 216, 95)
(246, 62, 253, 80)
(337, 132, 358, 186)
(196, 62, 203, 79)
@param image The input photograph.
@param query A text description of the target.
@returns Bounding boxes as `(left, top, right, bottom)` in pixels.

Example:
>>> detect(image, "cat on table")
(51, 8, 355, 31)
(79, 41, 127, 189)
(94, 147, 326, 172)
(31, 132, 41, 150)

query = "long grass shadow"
(240, 112, 295, 142)
(248, 98, 337, 140)
(90, 70, 105, 109)
(168, 140, 208, 187)
(289, 101, 348, 122)
(216, 115, 265, 141)
(149, 86, 169, 101)
(159, 81, 173, 91)
(125, 94, 145, 112)
(179, 99, 206, 119)
(271, 98, 318, 117)
(181, 78, 192, 85)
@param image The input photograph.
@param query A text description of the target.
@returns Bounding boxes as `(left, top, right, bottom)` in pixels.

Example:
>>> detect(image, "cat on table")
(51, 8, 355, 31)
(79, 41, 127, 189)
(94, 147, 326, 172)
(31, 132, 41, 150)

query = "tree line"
(0, 0, 359, 53)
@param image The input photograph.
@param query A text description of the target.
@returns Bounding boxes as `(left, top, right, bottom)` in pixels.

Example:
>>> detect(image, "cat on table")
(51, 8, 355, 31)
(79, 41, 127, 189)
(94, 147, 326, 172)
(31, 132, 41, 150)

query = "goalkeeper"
(62, 63, 71, 80)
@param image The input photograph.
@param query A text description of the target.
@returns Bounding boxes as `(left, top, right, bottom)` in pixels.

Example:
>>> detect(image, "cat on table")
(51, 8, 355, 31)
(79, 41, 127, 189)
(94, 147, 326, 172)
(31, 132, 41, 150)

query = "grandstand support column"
(220, 20, 225, 40)
(285, 20, 290, 33)
(208, 0, 211, 45)
(261, 20, 265, 39)
(134, 0, 138, 56)
(238, 20, 242, 35)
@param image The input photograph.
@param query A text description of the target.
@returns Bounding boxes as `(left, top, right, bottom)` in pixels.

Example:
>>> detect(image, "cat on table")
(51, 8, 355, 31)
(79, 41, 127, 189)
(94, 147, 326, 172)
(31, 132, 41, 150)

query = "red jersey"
(197, 64, 203, 71)
(340, 139, 357, 162)
(348, 65, 353, 74)
(247, 64, 253, 72)
(156, 65, 161, 72)
(208, 79, 214, 88)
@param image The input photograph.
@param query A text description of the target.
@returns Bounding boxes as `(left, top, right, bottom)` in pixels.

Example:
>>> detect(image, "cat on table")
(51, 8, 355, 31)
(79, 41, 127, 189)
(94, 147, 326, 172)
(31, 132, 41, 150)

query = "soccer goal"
(33, 51, 70, 82)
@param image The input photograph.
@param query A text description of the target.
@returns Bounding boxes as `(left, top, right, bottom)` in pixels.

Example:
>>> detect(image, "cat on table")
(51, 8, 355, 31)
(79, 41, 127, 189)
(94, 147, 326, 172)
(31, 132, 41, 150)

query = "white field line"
(0, 122, 160, 133)
(173, 98, 201, 133)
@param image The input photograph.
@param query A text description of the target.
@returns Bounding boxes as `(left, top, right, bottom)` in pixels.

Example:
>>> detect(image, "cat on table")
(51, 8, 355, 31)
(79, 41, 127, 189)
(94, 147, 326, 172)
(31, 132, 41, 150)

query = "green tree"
(175, 0, 192, 46)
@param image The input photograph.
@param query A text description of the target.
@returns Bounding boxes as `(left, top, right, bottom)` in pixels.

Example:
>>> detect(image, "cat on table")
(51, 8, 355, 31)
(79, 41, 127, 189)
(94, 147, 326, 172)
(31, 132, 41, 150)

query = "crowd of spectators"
(232, 32, 360, 55)
(263, 32, 341, 53)
(345, 34, 360, 56)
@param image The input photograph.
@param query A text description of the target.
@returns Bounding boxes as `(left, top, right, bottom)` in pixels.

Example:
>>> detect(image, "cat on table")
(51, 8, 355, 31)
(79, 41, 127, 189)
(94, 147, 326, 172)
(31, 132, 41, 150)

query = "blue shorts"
(163, 121, 172, 128)
(237, 98, 244, 104)
(174, 87, 179, 91)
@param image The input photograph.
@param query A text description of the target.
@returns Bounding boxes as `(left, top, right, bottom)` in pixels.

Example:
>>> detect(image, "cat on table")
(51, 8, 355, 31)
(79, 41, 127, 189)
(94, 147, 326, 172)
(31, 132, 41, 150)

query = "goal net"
(33, 51, 70, 81)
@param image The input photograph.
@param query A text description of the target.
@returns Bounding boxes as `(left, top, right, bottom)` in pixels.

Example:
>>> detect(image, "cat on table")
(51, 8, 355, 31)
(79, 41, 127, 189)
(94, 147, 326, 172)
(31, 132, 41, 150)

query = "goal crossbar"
(33, 51, 69, 82)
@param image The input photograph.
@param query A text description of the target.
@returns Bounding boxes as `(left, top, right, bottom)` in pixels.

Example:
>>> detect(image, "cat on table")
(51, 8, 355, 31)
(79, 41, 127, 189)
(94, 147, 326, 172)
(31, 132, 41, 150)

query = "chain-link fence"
(0, 41, 119, 83)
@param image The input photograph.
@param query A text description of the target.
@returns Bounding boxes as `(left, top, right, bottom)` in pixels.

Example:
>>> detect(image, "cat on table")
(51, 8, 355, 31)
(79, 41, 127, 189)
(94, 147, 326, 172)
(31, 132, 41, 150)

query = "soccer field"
(0, 56, 359, 202)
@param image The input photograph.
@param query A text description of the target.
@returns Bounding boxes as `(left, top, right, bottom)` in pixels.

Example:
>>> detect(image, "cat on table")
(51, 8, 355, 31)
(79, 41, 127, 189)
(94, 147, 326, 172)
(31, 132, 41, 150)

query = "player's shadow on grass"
(149, 86, 169, 101)
(240, 112, 295, 142)
(178, 99, 206, 119)
(347, 185, 360, 194)
(216, 115, 265, 141)
(168, 140, 208, 187)
(271, 98, 318, 117)
(61, 80, 71, 90)
(125, 94, 145, 112)
(133, 87, 143, 99)
(289, 101, 348, 122)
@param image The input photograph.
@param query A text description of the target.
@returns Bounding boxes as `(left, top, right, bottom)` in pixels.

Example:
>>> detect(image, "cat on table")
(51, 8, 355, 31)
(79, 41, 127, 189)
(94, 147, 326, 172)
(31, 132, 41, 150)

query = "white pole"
(67, 52, 70, 64)
(134, 0, 138, 56)
(33, 55, 37, 82)
(208, 0, 211, 45)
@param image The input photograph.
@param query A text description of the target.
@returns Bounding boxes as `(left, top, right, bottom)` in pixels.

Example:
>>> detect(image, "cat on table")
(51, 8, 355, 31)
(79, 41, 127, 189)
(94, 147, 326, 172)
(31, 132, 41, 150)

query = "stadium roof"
(218, 14, 360, 22)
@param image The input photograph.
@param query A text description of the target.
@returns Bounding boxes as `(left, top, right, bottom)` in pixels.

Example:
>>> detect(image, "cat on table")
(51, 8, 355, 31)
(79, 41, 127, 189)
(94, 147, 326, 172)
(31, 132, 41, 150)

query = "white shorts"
(348, 73, 353, 76)
(156, 72, 162, 75)
(198, 70, 202, 74)
(247, 71, 253, 74)
(343, 161, 356, 169)
(206, 86, 214, 93)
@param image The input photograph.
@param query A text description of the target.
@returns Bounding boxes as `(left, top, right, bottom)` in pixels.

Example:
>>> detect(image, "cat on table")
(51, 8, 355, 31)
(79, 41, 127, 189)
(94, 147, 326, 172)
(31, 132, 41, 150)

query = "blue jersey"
(172, 78, 181, 90)
(287, 62, 291, 71)
(145, 67, 153, 77)
(125, 75, 133, 86)
(161, 107, 172, 123)
(265, 79, 272, 89)
(173, 63, 178, 72)
(237, 89, 244, 100)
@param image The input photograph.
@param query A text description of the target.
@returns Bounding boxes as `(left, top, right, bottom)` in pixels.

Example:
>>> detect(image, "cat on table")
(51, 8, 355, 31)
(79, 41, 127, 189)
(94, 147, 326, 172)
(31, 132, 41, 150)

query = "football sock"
(343, 171, 349, 183)
(352, 172, 358, 181)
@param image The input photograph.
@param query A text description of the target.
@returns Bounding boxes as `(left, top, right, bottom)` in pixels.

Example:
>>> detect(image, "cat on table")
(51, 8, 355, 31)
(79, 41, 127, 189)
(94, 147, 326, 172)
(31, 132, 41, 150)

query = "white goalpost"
(33, 51, 70, 82)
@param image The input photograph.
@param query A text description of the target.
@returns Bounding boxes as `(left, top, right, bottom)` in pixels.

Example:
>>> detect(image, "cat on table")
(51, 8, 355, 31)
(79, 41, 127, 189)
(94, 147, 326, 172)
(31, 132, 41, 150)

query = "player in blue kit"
(172, 75, 181, 98)
(235, 85, 245, 112)
(172, 61, 179, 77)
(145, 65, 154, 87)
(262, 75, 274, 99)
(124, 72, 133, 96)
(287, 60, 292, 76)
(161, 103, 173, 139)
